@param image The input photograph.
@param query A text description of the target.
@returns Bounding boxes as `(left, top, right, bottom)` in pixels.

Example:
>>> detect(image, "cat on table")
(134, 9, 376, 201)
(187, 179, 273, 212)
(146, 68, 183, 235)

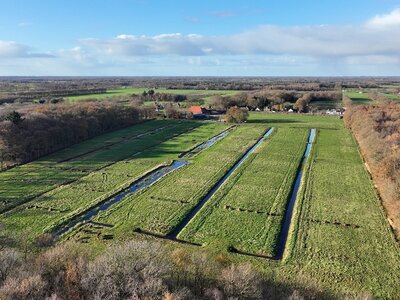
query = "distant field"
(1, 112, 399, 297)
(66, 87, 240, 102)
(344, 91, 372, 104)
(382, 92, 400, 101)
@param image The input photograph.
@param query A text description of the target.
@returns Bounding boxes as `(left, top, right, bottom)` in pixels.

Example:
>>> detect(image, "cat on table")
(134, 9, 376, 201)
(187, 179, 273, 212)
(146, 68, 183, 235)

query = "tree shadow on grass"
(247, 118, 301, 124)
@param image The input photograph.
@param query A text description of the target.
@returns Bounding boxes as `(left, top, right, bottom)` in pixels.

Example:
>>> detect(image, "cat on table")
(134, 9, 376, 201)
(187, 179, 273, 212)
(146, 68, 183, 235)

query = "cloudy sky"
(1, 0, 400, 76)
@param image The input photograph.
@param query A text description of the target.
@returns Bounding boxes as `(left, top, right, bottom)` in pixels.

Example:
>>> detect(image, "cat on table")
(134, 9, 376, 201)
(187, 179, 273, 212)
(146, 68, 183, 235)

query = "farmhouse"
(188, 106, 210, 118)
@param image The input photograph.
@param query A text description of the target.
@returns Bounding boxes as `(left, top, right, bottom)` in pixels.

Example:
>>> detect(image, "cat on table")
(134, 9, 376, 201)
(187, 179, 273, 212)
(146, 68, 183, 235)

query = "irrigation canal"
(231, 128, 316, 260)
(167, 127, 275, 239)
(55, 126, 316, 263)
(53, 127, 233, 238)
(273, 128, 315, 259)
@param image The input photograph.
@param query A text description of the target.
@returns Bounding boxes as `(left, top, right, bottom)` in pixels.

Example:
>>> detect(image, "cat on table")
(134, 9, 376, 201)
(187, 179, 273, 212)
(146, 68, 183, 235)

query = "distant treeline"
(345, 102, 400, 238)
(209, 90, 341, 112)
(0, 88, 107, 105)
(0, 102, 155, 168)
(1, 77, 397, 105)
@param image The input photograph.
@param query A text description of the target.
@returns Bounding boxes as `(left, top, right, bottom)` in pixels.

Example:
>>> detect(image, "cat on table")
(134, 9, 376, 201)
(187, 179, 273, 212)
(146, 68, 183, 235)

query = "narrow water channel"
(53, 127, 233, 238)
(180, 127, 233, 159)
(274, 128, 315, 259)
(54, 161, 188, 237)
(168, 127, 275, 239)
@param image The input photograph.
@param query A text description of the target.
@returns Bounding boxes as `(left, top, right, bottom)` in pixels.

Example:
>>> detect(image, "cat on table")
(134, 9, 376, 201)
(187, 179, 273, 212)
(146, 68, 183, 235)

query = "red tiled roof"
(189, 106, 204, 115)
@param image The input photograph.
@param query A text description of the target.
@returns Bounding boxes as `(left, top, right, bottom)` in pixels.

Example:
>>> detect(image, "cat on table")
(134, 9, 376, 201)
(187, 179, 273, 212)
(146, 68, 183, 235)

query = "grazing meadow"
(1, 112, 399, 298)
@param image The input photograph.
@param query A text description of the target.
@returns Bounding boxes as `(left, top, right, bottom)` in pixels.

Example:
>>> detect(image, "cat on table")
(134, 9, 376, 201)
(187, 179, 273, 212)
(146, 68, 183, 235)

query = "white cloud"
(366, 8, 400, 29)
(81, 33, 206, 56)
(77, 18, 400, 59)
(2, 9, 400, 75)
(0, 40, 53, 58)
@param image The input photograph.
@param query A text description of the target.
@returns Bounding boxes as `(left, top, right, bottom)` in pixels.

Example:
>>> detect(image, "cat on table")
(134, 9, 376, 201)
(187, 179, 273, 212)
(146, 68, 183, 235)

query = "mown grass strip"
(0, 122, 228, 241)
(0, 120, 181, 212)
(88, 125, 269, 240)
(179, 127, 309, 256)
(291, 127, 400, 298)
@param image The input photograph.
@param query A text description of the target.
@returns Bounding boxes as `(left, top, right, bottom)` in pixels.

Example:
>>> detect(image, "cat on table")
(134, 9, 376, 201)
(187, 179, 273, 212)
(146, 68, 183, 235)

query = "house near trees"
(188, 106, 210, 118)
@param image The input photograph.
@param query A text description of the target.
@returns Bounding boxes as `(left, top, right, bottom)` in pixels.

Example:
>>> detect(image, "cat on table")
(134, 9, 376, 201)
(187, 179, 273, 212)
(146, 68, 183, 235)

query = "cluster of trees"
(0, 239, 354, 300)
(367, 91, 390, 103)
(294, 92, 342, 112)
(0, 102, 155, 168)
(164, 103, 193, 120)
(342, 94, 352, 107)
(140, 91, 188, 103)
(209, 91, 341, 112)
(345, 102, 400, 238)
(224, 107, 249, 123)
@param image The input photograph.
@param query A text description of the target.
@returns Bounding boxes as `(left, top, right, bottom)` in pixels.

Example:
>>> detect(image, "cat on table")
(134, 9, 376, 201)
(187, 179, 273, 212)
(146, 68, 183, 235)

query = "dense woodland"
(345, 102, 400, 238)
(209, 90, 341, 112)
(0, 102, 155, 168)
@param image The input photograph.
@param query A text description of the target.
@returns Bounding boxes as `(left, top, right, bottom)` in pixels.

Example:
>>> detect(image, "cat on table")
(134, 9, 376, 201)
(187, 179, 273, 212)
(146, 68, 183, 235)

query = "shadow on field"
(247, 118, 300, 124)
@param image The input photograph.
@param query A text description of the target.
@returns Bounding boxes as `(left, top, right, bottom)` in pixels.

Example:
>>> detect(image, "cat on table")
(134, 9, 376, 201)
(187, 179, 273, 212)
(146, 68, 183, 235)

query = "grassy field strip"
(83, 125, 269, 243)
(179, 126, 236, 159)
(0, 120, 167, 176)
(66, 87, 240, 102)
(0, 122, 228, 240)
(178, 128, 309, 256)
(247, 112, 342, 130)
(273, 129, 315, 260)
(290, 128, 400, 298)
(344, 91, 372, 105)
(54, 161, 189, 238)
(0, 120, 170, 193)
(167, 127, 275, 239)
(0, 121, 192, 212)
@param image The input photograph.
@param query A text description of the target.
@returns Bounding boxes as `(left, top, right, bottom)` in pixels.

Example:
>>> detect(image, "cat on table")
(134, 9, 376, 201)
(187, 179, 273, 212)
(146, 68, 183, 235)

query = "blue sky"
(0, 0, 400, 76)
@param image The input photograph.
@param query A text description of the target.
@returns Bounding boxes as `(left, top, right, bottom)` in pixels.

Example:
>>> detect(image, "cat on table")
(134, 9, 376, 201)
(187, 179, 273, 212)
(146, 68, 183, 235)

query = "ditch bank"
(167, 127, 275, 239)
(52, 127, 233, 238)
(228, 128, 316, 260)
(53, 161, 188, 238)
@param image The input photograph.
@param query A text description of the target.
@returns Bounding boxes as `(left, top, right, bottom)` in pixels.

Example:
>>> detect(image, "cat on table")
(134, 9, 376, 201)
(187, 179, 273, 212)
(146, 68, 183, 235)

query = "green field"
(1, 112, 399, 298)
(179, 127, 309, 256)
(0, 120, 229, 240)
(288, 127, 400, 297)
(344, 91, 372, 104)
(81, 125, 269, 239)
(382, 92, 400, 101)
(66, 87, 239, 102)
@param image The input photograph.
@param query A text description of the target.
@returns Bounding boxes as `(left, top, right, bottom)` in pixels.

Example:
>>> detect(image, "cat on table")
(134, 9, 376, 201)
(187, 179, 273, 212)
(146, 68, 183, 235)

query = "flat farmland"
(288, 127, 400, 297)
(179, 127, 309, 256)
(66, 87, 240, 102)
(1, 112, 399, 298)
(344, 91, 372, 104)
(0, 120, 229, 241)
(0, 120, 184, 212)
(83, 124, 269, 239)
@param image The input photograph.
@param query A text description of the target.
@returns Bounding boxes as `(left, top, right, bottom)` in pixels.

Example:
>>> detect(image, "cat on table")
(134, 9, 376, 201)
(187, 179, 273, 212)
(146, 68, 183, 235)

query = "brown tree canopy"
(0, 102, 154, 168)
(224, 107, 249, 123)
(345, 103, 400, 237)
